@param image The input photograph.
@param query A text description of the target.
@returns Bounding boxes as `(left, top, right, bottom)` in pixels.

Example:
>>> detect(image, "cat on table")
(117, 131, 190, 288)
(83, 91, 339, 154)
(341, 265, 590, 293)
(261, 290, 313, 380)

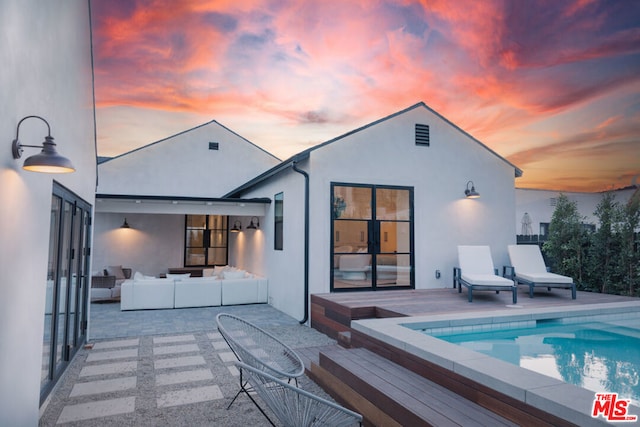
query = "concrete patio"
(39, 302, 337, 426)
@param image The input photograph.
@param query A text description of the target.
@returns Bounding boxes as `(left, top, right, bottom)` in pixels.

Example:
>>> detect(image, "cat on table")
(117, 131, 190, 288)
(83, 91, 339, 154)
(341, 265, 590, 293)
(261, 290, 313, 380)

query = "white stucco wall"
(232, 104, 518, 321)
(229, 168, 307, 321)
(515, 187, 638, 234)
(97, 121, 280, 197)
(307, 105, 517, 294)
(93, 213, 184, 278)
(0, 1, 96, 424)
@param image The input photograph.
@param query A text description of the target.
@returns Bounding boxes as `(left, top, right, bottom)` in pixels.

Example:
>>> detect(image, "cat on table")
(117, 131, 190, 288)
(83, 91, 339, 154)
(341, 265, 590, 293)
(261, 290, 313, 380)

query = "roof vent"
(415, 124, 430, 146)
(209, 142, 219, 150)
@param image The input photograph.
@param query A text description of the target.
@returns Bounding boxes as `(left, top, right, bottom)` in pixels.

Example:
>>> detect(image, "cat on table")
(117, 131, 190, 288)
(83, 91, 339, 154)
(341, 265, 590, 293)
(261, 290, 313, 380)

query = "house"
(93, 120, 281, 277)
(515, 186, 639, 241)
(0, 2, 96, 425)
(94, 101, 525, 321)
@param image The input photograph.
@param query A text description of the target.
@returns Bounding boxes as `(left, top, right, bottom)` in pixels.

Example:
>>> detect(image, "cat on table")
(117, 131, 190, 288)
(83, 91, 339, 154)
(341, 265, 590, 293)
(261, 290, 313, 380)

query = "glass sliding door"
(331, 183, 414, 291)
(41, 183, 91, 403)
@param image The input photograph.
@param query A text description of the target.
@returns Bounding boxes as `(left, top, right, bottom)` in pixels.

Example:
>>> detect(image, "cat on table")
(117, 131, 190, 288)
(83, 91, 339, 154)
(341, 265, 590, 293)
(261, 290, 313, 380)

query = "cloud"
(91, 0, 640, 191)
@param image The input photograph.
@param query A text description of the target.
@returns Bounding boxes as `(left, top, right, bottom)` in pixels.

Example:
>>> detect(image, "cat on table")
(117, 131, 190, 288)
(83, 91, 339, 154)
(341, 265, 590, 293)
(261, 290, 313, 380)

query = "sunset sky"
(90, 0, 640, 192)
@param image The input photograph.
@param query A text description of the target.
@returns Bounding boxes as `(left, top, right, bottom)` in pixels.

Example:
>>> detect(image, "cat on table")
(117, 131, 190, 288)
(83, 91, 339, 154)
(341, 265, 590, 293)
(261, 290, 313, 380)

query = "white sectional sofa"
(120, 269, 268, 310)
(120, 278, 175, 310)
(174, 277, 222, 308)
(221, 276, 268, 305)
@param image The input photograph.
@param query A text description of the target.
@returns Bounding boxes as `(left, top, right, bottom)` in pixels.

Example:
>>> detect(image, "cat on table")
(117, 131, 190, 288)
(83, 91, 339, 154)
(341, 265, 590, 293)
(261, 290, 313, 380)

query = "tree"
(588, 192, 621, 293)
(615, 192, 640, 296)
(543, 194, 589, 287)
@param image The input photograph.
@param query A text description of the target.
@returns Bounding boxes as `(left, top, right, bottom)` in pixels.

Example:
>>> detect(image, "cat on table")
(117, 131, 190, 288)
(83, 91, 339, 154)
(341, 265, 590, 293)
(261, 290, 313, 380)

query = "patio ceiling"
(94, 194, 270, 216)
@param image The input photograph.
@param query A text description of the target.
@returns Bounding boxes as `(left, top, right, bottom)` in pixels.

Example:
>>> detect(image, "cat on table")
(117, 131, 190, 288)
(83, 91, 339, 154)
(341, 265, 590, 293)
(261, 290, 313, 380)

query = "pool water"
(428, 317, 640, 405)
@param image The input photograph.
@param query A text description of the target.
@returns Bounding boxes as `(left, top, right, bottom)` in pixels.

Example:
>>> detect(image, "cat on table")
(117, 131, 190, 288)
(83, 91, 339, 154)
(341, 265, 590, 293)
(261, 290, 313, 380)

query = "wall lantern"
(11, 115, 75, 173)
(464, 181, 480, 199)
(120, 218, 131, 229)
(230, 220, 242, 232)
(246, 216, 260, 230)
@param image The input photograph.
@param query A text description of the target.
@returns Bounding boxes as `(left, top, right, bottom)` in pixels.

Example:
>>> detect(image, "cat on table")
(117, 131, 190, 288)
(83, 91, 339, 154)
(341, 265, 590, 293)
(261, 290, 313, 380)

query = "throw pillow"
(166, 273, 191, 279)
(222, 270, 246, 279)
(106, 265, 126, 280)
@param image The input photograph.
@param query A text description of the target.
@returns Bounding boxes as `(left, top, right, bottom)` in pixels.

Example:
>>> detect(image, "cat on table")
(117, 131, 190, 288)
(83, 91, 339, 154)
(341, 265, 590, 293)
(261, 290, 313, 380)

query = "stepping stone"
(211, 341, 229, 350)
(156, 385, 223, 408)
(153, 343, 199, 355)
(56, 396, 136, 424)
(155, 368, 213, 386)
(154, 355, 206, 370)
(70, 376, 137, 397)
(153, 334, 195, 344)
(207, 332, 222, 340)
(218, 351, 236, 363)
(86, 348, 138, 362)
(92, 339, 139, 350)
(79, 361, 138, 377)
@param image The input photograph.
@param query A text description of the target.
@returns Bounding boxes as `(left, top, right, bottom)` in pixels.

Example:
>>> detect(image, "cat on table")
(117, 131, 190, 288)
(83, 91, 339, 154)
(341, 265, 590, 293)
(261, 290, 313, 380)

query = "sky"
(90, 0, 640, 192)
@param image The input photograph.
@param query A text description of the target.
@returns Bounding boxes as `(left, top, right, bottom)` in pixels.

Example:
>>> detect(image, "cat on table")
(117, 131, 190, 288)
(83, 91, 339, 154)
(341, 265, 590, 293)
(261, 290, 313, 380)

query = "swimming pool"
(351, 301, 640, 426)
(425, 312, 640, 406)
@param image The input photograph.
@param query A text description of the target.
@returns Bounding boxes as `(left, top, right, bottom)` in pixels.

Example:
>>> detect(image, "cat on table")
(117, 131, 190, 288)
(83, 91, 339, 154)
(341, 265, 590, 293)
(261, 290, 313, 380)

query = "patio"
(39, 289, 639, 426)
(39, 302, 336, 426)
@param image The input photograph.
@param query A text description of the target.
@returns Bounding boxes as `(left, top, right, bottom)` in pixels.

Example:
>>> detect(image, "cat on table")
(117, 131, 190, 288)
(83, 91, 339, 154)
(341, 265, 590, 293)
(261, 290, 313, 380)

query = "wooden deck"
(311, 287, 637, 339)
(309, 288, 638, 426)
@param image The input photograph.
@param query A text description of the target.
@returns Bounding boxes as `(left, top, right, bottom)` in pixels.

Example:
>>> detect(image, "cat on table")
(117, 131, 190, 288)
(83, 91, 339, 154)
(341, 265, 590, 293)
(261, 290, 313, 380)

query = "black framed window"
(274, 192, 283, 250)
(184, 215, 228, 266)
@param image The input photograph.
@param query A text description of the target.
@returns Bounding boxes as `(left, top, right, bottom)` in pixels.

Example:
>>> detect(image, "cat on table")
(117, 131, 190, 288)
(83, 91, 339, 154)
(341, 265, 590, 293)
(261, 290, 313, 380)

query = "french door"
(41, 183, 91, 403)
(331, 183, 414, 291)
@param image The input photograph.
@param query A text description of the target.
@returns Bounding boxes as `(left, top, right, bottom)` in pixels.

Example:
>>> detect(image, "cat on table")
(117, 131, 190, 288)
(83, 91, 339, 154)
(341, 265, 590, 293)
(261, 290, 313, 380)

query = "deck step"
(313, 346, 517, 427)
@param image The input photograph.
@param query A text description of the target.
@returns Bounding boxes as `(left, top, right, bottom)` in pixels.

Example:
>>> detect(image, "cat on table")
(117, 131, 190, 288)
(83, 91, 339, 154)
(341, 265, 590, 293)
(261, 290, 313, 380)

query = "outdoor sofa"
(120, 268, 268, 310)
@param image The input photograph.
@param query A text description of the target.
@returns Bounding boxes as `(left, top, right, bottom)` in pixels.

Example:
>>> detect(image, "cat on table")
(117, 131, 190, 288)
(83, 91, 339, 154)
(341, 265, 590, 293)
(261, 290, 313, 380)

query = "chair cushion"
(507, 245, 547, 273)
(106, 265, 126, 280)
(458, 246, 496, 275)
(461, 273, 513, 287)
(516, 272, 573, 284)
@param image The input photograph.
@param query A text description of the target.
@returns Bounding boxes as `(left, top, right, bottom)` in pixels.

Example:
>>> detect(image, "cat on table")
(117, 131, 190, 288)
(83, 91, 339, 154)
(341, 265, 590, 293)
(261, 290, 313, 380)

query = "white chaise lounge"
(507, 244, 576, 299)
(456, 245, 517, 303)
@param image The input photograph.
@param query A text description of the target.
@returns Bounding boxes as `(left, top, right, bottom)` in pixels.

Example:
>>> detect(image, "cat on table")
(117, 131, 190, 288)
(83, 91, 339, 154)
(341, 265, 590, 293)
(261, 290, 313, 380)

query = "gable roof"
(225, 102, 523, 198)
(99, 119, 280, 164)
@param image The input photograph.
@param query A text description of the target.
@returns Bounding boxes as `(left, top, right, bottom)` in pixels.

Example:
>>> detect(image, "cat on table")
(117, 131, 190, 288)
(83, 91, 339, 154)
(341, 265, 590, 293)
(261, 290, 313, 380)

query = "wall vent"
(415, 124, 430, 146)
(209, 142, 219, 150)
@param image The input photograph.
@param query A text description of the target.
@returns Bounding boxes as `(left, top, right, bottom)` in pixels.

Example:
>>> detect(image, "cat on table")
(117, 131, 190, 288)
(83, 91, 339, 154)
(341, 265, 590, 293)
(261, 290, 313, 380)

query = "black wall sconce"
(246, 216, 260, 230)
(464, 181, 480, 198)
(120, 218, 131, 229)
(11, 115, 75, 173)
(230, 220, 242, 232)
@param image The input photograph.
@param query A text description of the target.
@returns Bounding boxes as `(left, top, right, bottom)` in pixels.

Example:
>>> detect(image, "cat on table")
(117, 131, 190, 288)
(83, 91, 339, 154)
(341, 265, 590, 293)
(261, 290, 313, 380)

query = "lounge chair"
(216, 313, 305, 420)
(456, 245, 517, 303)
(235, 361, 362, 427)
(506, 244, 576, 299)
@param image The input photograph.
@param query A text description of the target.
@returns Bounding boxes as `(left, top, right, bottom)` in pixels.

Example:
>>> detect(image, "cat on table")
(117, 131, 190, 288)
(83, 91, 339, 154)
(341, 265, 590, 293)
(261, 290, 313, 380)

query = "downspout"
(292, 160, 309, 324)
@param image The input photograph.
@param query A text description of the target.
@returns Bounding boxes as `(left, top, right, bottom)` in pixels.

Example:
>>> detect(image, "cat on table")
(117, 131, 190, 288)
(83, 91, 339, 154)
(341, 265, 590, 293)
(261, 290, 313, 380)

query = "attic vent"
(209, 142, 219, 150)
(550, 198, 557, 207)
(415, 124, 430, 146)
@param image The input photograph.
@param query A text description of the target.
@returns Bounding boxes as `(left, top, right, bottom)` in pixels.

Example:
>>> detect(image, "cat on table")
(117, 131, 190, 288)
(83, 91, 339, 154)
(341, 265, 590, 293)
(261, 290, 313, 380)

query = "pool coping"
(352, 301, 640, 427)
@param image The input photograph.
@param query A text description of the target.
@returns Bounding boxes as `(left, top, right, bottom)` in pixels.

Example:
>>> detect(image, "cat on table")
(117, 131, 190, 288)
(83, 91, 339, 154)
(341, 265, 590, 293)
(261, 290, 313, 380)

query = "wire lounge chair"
(235, 361, 363, 427)
(456, 245, 517, 303)
(216, 313, 305, 418)
(506, 244, 576, 299)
